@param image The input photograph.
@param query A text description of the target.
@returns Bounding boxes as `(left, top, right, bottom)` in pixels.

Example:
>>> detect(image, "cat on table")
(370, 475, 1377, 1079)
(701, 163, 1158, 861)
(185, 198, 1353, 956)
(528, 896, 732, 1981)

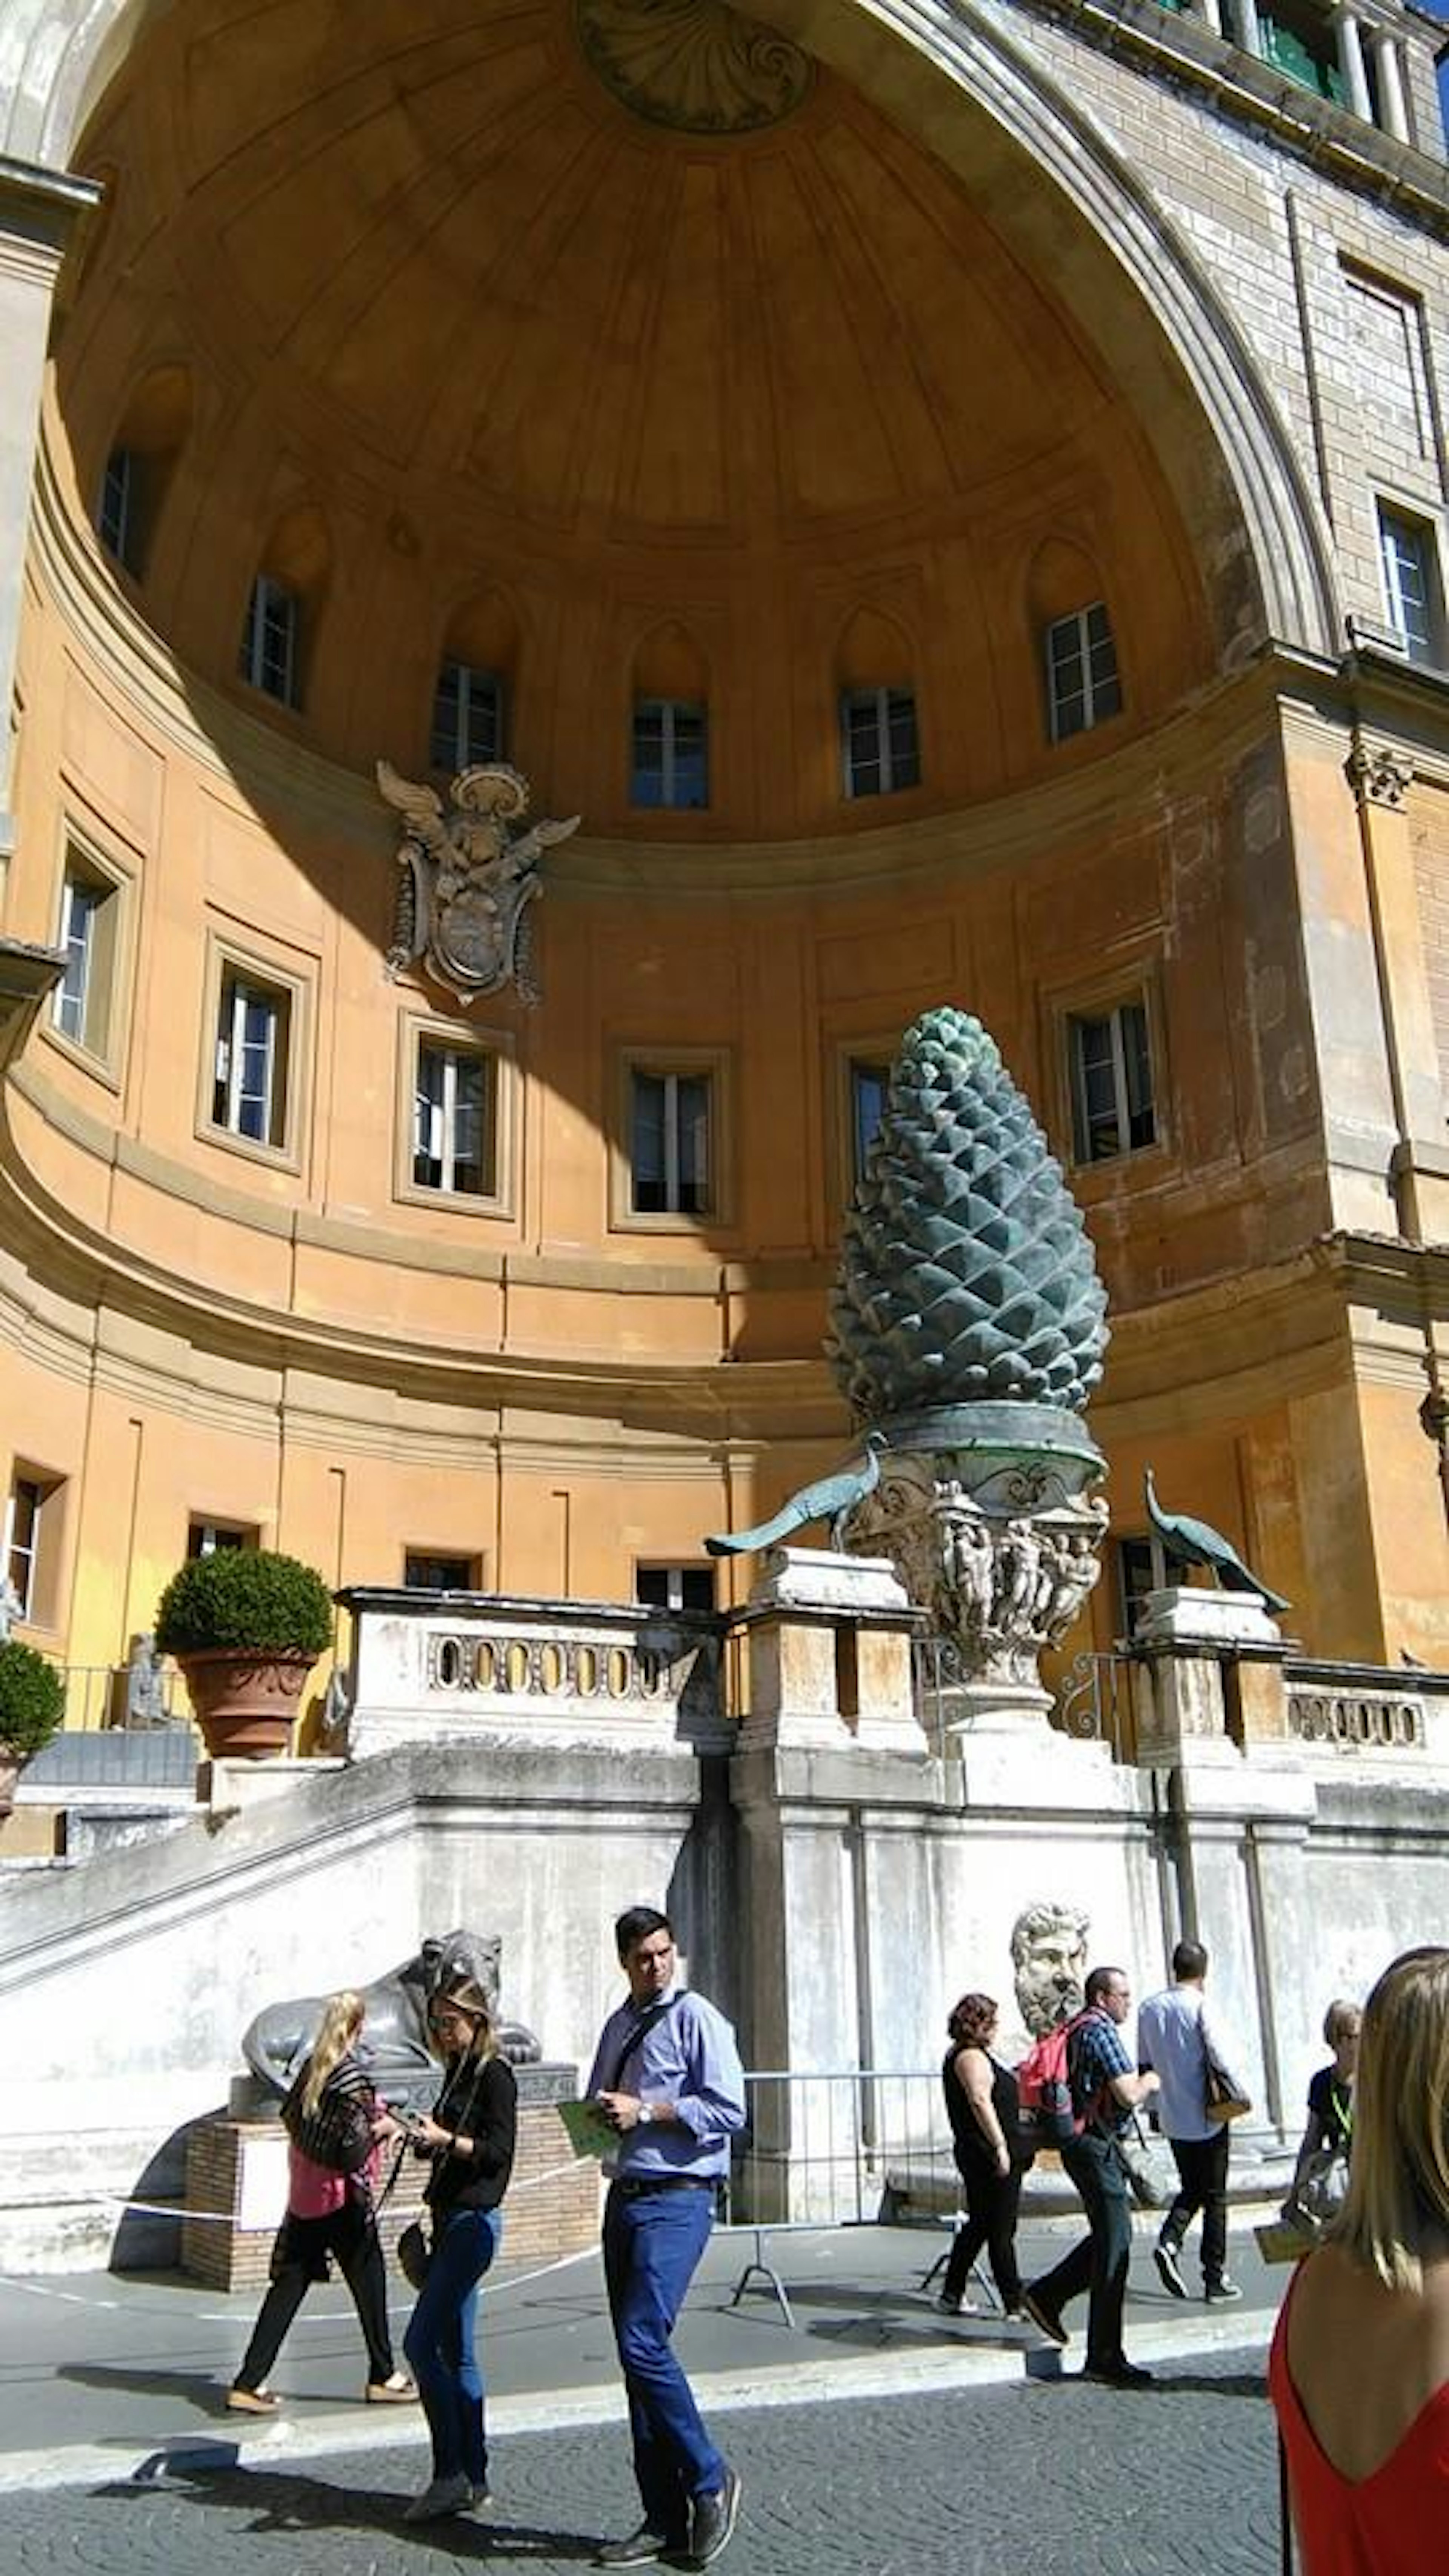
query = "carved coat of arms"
(376, 760, 580, 1007)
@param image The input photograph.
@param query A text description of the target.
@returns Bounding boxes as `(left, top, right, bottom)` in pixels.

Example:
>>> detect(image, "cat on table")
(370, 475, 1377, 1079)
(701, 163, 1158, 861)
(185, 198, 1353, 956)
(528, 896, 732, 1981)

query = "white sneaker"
(403, 2473, 474, 2522)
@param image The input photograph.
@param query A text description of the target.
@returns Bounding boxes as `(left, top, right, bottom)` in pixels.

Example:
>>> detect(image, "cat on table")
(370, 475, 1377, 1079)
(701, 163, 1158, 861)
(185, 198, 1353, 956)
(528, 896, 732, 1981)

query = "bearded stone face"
(1011, 1905, 1088, 2037)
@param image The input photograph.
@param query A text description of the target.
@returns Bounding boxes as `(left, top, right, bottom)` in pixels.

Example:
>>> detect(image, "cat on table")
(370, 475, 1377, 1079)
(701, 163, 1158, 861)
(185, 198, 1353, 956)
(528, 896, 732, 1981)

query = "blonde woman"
(400, 1976, 517, 2522)
(227, 1989, 413, 2413)
(1270, 1947, 1449, 2570)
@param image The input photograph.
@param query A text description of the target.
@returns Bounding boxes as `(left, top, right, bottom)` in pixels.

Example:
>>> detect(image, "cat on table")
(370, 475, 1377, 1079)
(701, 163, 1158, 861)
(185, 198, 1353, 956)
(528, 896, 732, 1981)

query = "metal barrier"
(727, 2066, 951, 2325)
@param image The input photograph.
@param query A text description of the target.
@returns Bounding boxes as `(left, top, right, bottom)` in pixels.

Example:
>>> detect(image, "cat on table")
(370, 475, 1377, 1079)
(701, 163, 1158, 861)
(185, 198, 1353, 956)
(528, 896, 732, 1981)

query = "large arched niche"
(13, 0, 1335, 684)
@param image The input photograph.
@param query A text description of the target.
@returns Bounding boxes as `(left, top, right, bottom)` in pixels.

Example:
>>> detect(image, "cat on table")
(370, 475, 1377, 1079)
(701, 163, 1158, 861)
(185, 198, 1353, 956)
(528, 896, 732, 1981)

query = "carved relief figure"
(377, 760, 580, 1007)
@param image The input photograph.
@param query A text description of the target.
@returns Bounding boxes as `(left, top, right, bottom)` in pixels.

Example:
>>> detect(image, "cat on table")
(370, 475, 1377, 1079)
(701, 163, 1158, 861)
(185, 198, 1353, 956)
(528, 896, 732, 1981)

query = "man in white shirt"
(1135, 1939, 1246, 2304)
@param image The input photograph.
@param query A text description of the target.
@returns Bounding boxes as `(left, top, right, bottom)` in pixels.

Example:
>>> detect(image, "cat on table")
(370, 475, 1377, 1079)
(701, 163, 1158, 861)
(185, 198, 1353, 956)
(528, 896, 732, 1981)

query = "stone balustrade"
(1285, 1661, 1432, 1755)
(337, 1585, 730, 1756)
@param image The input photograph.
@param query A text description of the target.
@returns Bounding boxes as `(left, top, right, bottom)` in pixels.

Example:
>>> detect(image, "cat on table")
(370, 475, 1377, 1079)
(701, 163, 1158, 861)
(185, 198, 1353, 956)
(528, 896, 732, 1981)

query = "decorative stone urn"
(826, 1006, 1111, 1731)
(175, 1650, 315, 1761)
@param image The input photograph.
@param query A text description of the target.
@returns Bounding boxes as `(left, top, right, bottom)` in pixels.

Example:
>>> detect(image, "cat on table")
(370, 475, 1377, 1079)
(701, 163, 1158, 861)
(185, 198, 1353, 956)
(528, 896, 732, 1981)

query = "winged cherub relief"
(376, 760, 580, 1006)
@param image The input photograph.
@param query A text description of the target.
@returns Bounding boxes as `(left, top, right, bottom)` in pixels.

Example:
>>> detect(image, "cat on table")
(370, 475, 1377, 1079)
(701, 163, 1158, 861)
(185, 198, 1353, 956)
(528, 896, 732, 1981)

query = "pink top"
(1269, 2264, 1449, 2573)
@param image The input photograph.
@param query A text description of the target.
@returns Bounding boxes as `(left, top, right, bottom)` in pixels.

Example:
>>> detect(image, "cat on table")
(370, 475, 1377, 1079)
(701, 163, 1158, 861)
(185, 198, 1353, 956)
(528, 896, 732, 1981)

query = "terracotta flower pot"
(177, 1650, 316, 1760)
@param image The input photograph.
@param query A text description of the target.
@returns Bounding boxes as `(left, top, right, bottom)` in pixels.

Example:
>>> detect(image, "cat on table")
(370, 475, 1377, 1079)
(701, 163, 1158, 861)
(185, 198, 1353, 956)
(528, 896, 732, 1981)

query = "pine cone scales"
(827, 1006, 1109, 1418)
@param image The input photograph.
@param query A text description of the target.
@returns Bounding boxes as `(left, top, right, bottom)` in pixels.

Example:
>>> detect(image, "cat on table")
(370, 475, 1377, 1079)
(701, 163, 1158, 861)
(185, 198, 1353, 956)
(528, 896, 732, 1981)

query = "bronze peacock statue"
(704, 1432, 888, 1558)
(1144, 1468, 1289, 1611)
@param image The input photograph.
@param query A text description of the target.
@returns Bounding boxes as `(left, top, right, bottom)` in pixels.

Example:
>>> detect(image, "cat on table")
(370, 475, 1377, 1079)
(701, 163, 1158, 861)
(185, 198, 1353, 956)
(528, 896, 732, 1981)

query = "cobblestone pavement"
(6, 2348, 1278, 2576)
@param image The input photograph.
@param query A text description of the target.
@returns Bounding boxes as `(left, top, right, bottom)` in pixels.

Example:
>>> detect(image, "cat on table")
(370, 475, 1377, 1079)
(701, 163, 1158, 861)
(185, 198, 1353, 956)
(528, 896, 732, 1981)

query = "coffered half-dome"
(50, 0, 1218, 834)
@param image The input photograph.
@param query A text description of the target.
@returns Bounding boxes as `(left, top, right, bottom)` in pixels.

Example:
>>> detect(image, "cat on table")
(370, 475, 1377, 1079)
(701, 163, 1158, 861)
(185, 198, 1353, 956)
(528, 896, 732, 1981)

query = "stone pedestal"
(737, 1550, 923, 1752)
(1131, 1587, 1289, 1763)
(182, 2067, 598, 2291)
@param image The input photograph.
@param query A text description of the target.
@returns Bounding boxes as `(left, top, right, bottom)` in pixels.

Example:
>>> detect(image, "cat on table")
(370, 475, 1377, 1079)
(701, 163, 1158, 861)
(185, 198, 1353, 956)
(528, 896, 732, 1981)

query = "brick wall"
(182, 2101, 599, 2295)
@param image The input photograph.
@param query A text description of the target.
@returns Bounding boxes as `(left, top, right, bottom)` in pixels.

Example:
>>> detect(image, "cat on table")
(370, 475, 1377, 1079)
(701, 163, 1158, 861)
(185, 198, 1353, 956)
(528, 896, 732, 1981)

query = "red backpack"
(1015, 2010, 1092, 2148)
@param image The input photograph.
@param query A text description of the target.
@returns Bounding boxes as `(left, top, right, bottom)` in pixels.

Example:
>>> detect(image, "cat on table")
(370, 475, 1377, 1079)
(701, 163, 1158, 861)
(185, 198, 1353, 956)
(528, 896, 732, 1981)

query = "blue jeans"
(403, 2205, 501, 2485)
(603, 2183, 725, 2540)
(1031, 2130, 1132, 2370)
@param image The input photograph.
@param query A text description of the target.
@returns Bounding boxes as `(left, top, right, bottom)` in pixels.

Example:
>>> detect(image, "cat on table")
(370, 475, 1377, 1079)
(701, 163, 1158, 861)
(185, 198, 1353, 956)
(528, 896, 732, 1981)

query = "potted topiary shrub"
(155, 1550, 334, 1760)
(0, 1638, 65, 1820)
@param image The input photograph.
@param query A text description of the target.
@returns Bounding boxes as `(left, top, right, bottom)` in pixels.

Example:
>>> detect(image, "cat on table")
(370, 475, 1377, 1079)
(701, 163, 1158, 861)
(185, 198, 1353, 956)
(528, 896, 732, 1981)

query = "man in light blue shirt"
(1136, 1938, 1247, 2303)
(588, 1905, 746, 2570)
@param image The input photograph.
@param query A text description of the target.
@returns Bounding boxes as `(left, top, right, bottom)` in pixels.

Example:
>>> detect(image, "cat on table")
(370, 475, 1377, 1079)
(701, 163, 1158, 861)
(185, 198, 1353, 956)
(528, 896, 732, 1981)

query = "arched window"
(95, 364, 192, 580)
(1027, 538, 1123, 745)
(835, 607, 920, 798)
(431, 593, 517, 773)
(631, 622, 710, 810)
(240, 502, 331, 711)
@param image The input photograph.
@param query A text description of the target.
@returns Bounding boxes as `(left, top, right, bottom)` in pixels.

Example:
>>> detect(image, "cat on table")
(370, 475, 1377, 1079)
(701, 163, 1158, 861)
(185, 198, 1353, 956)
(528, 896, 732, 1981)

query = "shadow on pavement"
(60, 2360, 227, 2413)
(91, 2455, 601, 2560)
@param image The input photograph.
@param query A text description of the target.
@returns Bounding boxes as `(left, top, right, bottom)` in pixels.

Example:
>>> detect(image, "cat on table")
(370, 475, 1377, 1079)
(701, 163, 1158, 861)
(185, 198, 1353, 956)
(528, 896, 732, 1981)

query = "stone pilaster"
(0, 157, 100, 861)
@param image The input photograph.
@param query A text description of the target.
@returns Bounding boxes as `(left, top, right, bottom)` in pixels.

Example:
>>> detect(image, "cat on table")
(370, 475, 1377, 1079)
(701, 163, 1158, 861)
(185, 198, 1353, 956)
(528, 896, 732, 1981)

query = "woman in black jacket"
(400, 1976, 517, 2523)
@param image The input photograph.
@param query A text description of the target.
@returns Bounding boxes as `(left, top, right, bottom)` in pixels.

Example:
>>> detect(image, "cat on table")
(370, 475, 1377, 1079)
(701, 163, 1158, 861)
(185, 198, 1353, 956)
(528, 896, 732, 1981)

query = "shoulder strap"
(601, 1994, 679, 2095)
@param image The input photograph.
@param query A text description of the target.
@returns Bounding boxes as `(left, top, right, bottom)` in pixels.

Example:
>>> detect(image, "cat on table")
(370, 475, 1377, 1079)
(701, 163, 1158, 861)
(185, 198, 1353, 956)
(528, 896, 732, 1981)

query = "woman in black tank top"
(939, 1992, 1026, 2317)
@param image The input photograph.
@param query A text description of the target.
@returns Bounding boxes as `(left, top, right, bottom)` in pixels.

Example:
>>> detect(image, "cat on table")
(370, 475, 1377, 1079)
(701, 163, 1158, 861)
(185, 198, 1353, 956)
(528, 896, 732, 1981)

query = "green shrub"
(0, 1639, 66, 1759)
(154, 1549, 333, 1658)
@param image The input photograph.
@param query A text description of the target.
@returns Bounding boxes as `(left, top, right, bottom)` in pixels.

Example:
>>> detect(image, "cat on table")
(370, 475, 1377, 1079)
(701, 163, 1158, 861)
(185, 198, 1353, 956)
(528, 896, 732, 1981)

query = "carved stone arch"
(834, 604, 915, 693)
(8, 0, 1339, 656)
(1024, 537, 1109, 632)
(632, 618, 710, 704)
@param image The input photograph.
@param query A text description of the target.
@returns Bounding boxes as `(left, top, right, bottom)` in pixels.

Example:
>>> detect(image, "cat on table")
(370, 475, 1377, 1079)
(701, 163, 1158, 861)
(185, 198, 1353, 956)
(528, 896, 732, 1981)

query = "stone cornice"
(1019, 0, 1449, 238)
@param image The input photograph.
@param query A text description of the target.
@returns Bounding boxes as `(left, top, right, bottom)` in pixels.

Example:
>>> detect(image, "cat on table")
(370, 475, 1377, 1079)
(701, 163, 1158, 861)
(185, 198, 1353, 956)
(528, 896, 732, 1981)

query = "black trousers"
(236, 2197, 395, 2392)
(1161, 2129, 1231, 2285)
(942, 2158, 1023, 2310)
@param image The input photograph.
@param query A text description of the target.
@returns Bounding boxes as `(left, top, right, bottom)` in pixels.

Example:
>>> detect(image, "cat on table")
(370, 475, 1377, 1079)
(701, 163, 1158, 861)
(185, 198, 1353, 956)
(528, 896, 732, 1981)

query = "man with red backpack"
(1020, 1965, 1161, 2387)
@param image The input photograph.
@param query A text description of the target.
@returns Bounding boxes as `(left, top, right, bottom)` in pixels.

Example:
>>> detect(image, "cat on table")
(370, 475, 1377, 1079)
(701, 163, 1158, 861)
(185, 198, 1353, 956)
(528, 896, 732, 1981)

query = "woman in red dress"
(1269, 1946, 1449, 2573)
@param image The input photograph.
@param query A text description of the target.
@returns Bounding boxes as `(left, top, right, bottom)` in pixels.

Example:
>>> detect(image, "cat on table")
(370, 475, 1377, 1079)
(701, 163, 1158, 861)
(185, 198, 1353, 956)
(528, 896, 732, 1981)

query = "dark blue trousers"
(603, 2183, 725, 2541)
(403, 2205, 501, 2485)
(1032, 2130, 1132, 2370)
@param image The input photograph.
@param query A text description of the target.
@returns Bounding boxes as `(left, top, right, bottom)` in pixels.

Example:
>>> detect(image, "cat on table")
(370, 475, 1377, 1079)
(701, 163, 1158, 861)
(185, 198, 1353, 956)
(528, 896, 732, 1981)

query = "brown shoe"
(365, 2375, 418, 2404)
(226, 2385, 280, 2414)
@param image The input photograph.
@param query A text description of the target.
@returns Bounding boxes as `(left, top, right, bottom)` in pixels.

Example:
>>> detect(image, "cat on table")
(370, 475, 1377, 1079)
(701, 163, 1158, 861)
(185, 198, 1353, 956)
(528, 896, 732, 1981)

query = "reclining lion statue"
(241, 1928, 541, 2104)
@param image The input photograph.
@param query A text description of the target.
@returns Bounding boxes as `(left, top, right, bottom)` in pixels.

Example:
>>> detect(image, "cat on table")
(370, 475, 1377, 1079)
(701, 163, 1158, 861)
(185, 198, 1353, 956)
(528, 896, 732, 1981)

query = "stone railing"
(1284, 1661, 1431, 1756)
(337, 1587, 729, 1755)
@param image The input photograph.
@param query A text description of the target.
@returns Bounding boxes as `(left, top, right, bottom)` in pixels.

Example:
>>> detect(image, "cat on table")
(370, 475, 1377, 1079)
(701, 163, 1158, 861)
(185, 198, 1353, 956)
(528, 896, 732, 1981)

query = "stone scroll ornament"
(377, 761, 580, 1007)
(823, 1005, 1112, 1706)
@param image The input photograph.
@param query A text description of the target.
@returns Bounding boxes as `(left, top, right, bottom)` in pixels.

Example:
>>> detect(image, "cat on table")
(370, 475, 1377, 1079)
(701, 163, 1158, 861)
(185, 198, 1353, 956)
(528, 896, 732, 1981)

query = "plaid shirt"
(1068, 2008, 1132, 2135)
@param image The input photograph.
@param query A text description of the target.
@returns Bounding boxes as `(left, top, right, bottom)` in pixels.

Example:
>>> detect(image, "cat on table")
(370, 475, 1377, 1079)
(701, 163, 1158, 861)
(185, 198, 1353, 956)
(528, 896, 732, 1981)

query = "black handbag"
(397, 2219, 432, 2291)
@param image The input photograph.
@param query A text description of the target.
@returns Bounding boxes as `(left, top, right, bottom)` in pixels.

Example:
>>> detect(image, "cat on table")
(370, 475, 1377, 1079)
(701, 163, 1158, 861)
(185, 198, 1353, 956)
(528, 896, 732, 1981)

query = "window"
(1117, 1533, 1170, 1634)
(1378, 505, 1443, 666)
(240, 574, 300, 706)
(431, 661, 505, 774)
(414, 1040, 496, 1198)
(630, 1067, 713, 1214)
(849, 1058, 891, 1182)
(186, 1519, 256, 1559)
(1068, 998, 1156, 1163)
(5, 1477, 45, 1619)
(405, 1551, 481, 1590)
(632, 699, 709, 809)
(635, 1564, 715, 1613)
(1045, 603, 1122, 743)
(212, 968, 291, 1149)
(52, 848, 122, 1061)
(98, 448, 138, 570)
(840, 687, 920, 798)
(5, 1469, 62, 1626)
